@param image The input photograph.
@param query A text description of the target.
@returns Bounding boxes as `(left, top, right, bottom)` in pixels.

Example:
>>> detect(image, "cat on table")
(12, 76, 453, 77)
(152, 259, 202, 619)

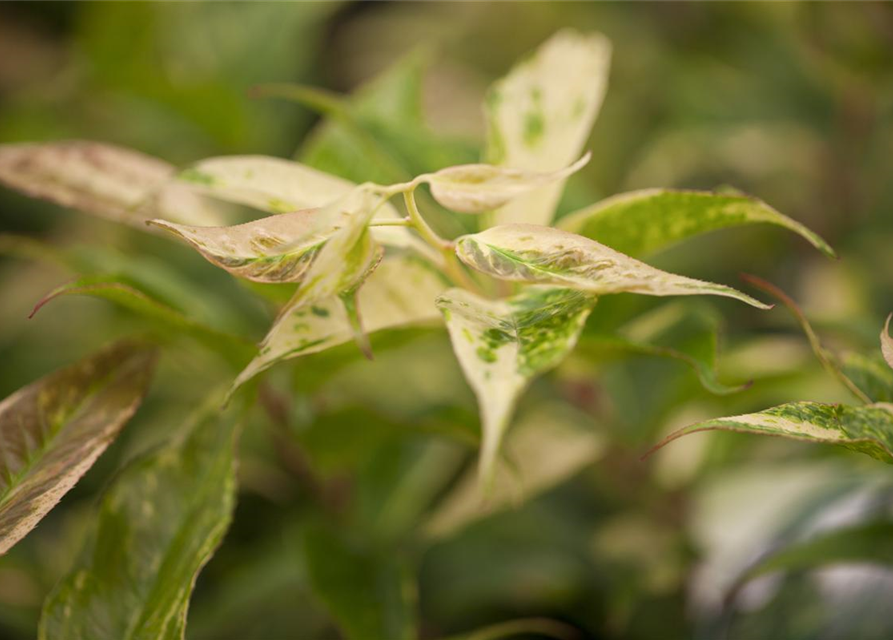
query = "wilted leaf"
(437, 287, 596, 481)
(0, 340, 156, 555)
(485, 29, 611, 227)
(558, 189, 835, 258)
(424, 153, 590, 214)
(882, 314, 893, 370)
(29, 276, 252, 367)
(303, 526, 416, 640)
(0, 141, 222, 228)
(456, 224, 769, 308)
(231, 252, 447, 391)
(39, 402, 240, 640)
(651, 402, 893, 463)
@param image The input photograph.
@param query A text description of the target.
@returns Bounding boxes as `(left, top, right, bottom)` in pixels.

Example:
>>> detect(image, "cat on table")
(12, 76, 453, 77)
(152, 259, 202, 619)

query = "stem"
(403, 189, 451, 252)
(369, 217, 412, 227)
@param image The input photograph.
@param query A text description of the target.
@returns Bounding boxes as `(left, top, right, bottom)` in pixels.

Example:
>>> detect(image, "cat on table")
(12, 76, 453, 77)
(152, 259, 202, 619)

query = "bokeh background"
(1, 2, 892, 639)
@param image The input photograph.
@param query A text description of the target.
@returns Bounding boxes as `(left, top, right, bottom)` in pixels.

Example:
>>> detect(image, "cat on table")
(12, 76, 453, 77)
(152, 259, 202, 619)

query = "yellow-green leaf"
(558, 189, 835, 258)
(0, 141, 222, 228)
(0, 340, 156, 555)
(437, 287, 596, 482)
(484, 30, 611, 227)
(231, 252, 447, 391)
(38, 402, 240, 640)
(652, 402, 893, 463)
(456, 224, 769, 308)
(423, 153, 589, 214)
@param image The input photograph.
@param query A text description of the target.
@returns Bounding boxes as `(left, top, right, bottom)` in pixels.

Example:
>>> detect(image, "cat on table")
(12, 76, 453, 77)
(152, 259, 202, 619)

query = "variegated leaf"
(0, 340, 156, 555)
(882, 314, 893, 370)
(484, 30, 611, 227)
(558, 189, 835, 258)
(0, 141, 222, 228)
(424, 153, 589, 214)
(38, 402, 239, 640)
(177, 155, 358, 214)
(437, 287, 596, 482)
(456, 224, 769, 308)
(231, 252, 448, 391)
(651, 402, 893, 463)
(149, 187, 383, 284)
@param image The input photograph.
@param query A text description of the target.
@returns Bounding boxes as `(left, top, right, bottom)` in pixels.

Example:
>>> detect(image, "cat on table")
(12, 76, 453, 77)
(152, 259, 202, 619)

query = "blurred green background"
(1, 2, 893, 639)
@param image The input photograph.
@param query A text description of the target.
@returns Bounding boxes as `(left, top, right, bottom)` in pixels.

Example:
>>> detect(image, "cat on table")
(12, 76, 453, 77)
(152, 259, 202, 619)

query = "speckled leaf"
(231, 252, 447, 391)
(484, 30, 611, 227)
(0, 141, 222, 228)
(38, 403, 239, 640)
(149, 187, 384, 284)
(558, 189, 835, 258)
(424, 153, 589, 214)
(457, 224, 769, 308)
(0, 340, 156, 555)
(651, 402, 893, 463)
(882, 314, 893, 371)
(437, 287, 596, 482)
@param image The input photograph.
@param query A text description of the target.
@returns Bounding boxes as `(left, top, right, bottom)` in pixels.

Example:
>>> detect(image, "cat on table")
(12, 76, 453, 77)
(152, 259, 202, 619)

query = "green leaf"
(456, 224, 770, 309)
(882, 314, 893, 370)
(423, 153, 589, 214)
(558, 189, 835, 258)
(231, 252, 447, 391)
(484, 30, 611, 227)
(838, 351, 893, 403)
(442, 618, 579, 640)
(0, 141, 222, 228)
(437, 287, 596, 482)
(0, 340, 156, 555)
(29, 276, 252, 367)
(651, 402, 893, 463)
(303, 527, 416, 640)
(38, 401, 240, 640)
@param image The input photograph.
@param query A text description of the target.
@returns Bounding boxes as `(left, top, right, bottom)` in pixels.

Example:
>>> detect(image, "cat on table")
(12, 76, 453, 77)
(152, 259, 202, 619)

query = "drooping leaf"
(231, 252, 447, 391)
(484, 30, 611, 227)
(882, 314, 893, 370)
(149, 186, 384, 285)
(303, 526, 416, 640)
(437, 287, 596, 481)
(650, 402, 893, 463)
(558, 189, 835, 258)
(456, 224, 769, 308)
(0, 141, 222, 228)
(0, 340, 156, 555)
(29, 276, 252, 367)
(423, 153, 590, 215)
(39, 401, 240, 640)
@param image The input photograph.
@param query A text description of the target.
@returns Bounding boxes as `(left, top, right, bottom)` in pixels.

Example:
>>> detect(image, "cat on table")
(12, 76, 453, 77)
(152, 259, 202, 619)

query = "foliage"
(1, 3, 892, 640)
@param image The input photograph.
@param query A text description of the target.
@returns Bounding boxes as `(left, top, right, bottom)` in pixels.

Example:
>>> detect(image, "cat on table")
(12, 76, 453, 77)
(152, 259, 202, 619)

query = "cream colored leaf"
(424, 153, 590, 214)
(485, 30, 611, 227)
(231, 252, 448, 391)
(456, 224, 770, 309)
(883, 314, 893, 371)
(0, 340, 156, 555)
(0, 141, 222, 227)
(437, 286, 596, 482)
